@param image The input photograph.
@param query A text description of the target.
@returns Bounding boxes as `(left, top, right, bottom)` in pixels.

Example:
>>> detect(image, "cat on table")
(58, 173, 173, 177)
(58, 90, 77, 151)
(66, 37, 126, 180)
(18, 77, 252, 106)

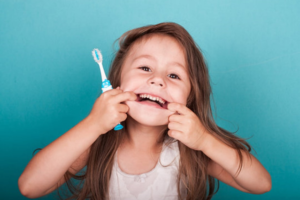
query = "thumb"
(168, 130, 182, 140)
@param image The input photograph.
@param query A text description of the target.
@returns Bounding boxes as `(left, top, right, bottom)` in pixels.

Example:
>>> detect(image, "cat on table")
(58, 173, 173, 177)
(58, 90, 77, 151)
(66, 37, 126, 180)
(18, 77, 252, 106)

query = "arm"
(18, 89, 136, 198)
(18, 117, 99, 198)
(204, 134, 272, 194)
(42, 147, 90, 196)
(208, 158, 250, 193)
(167, 102, 272, 194)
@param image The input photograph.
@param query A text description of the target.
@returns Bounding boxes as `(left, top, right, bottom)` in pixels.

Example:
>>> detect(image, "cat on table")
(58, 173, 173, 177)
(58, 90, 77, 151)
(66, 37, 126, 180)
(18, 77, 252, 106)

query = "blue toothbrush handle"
(114, 123, 124, 130)
(101, 79, 124, 131)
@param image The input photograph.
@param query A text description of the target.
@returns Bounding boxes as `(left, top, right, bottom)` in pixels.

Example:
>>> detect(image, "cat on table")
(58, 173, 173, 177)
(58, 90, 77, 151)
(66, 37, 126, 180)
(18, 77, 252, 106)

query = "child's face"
(120, 34, 191, 126)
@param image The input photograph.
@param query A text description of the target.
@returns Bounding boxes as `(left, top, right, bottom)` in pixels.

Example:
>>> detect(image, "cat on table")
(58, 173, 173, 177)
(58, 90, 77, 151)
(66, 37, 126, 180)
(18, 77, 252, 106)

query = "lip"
(135, 92, 169, 109)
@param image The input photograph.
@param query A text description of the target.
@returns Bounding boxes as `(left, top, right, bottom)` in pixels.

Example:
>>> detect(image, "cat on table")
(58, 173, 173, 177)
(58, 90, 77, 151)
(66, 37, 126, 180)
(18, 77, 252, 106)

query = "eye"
(139, 66, 180, 80)
(139, 66, 151, 72)
(168, 74, 180, 80)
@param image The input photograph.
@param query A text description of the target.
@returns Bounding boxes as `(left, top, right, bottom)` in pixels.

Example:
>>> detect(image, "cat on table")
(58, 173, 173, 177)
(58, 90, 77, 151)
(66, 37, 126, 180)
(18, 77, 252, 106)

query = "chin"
(126, 101, 171, 126)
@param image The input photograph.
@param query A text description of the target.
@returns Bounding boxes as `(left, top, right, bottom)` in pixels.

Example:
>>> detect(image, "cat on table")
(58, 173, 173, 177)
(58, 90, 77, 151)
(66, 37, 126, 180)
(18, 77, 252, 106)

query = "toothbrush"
(92, 48, 124, 131)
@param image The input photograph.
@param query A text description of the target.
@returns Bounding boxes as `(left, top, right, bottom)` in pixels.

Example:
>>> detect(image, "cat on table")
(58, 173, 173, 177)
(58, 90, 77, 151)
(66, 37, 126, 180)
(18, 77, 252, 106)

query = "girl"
(18, 22, 271, 200)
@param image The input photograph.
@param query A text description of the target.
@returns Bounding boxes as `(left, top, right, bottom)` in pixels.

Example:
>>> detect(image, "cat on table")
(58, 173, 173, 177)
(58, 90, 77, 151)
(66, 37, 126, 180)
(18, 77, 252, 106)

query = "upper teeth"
(140, 94, 165, 105)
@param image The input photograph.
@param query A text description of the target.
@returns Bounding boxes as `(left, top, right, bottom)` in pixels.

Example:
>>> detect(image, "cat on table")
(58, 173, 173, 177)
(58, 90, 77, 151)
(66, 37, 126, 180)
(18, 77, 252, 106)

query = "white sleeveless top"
(109, 140, 187, 200)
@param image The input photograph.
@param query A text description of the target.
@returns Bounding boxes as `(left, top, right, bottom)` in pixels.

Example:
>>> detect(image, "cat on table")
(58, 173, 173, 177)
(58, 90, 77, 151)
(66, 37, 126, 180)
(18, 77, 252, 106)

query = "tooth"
(140, 94, 165, 104)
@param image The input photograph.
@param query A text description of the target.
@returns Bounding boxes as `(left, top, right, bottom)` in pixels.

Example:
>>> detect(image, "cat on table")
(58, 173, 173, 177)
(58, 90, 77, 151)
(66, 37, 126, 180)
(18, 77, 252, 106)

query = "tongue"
(145, 99, 161, 106)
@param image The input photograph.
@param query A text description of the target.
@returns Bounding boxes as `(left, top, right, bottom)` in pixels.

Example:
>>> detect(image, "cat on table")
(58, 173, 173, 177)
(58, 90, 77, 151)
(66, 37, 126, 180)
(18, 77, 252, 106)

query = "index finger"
(102, 87, 123, 96)
(113, 91, 137, 104)
(167, 102, 190, 115)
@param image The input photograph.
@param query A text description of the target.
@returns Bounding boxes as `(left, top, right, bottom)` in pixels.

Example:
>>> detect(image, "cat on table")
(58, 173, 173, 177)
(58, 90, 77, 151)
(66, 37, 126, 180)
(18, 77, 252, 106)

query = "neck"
(122, 116, 167, 152)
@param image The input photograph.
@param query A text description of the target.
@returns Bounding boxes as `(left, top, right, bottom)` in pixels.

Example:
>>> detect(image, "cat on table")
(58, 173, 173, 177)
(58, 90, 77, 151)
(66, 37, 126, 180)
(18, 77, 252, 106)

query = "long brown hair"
(59, 22, 252, 200)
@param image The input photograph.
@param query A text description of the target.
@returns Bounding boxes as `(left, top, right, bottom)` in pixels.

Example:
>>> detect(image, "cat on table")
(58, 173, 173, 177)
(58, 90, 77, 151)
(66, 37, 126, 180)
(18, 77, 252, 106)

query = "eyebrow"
(132, 54, 187, 71)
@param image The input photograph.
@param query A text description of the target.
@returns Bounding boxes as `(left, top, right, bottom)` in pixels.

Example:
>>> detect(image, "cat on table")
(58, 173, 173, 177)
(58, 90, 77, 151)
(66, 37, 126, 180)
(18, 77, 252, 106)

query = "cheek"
(181, 83, 191, 105)
(121, 82, 138, 92)
(172, 85, 190, 105)
(120, 72, 142, 89)
(120, 74, 135, 90)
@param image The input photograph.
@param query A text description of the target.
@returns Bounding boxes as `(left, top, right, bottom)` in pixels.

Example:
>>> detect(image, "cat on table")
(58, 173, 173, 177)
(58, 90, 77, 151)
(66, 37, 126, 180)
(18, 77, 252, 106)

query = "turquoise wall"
(1, 0, 299, 199)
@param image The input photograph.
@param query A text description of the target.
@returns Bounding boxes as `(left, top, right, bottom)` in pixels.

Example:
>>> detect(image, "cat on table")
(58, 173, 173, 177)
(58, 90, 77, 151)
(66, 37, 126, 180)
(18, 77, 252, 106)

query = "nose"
(149, 75, 166, 88)
(150, 81, 163, 87)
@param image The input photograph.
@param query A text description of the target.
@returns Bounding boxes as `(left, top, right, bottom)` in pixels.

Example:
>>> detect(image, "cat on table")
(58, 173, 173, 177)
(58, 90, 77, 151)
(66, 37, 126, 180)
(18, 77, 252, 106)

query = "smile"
(135, 93, 169, 109)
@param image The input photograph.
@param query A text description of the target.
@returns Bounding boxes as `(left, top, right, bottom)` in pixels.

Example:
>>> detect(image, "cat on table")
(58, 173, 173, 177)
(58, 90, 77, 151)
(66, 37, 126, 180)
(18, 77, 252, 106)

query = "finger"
(168, 129, 183, 140)
(168, 114, 185, 124)
(168, 121, 183, 131)
(104, 87, 123, 96)
(116, 104, 129, 113)
(167, 102, 191, 115)
(119, 113, 127, 122)
(113, 91, 137, 104)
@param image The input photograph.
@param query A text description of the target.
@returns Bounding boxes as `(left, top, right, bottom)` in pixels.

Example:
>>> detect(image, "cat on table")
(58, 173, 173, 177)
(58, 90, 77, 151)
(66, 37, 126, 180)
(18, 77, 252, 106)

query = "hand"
(87, 87, 137, 135)
(167, 102, 209, 151)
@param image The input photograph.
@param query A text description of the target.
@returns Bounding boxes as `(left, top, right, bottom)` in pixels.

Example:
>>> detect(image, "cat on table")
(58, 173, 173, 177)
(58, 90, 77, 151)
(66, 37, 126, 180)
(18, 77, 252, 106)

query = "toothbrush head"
(92, 48, 103, 64)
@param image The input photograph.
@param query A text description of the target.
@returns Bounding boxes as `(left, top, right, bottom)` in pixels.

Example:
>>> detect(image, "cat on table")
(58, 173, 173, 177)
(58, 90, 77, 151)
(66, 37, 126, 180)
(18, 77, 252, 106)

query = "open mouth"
(136, 93, 169, 109)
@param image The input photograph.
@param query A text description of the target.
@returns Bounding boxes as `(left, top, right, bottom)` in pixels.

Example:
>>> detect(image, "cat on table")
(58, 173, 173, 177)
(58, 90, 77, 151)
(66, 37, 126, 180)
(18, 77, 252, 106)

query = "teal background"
(1, 0, 299, 199)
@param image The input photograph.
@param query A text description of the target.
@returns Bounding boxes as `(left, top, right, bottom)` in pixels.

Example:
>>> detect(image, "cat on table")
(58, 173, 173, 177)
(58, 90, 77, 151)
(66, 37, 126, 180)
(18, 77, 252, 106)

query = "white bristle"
(92, 48, 107, 82)
(92, 48, 103, 63)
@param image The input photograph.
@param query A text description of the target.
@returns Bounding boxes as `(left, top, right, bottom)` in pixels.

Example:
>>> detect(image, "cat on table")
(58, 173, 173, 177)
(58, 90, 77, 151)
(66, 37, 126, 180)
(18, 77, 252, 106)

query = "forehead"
(124, 34, 187, 68)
